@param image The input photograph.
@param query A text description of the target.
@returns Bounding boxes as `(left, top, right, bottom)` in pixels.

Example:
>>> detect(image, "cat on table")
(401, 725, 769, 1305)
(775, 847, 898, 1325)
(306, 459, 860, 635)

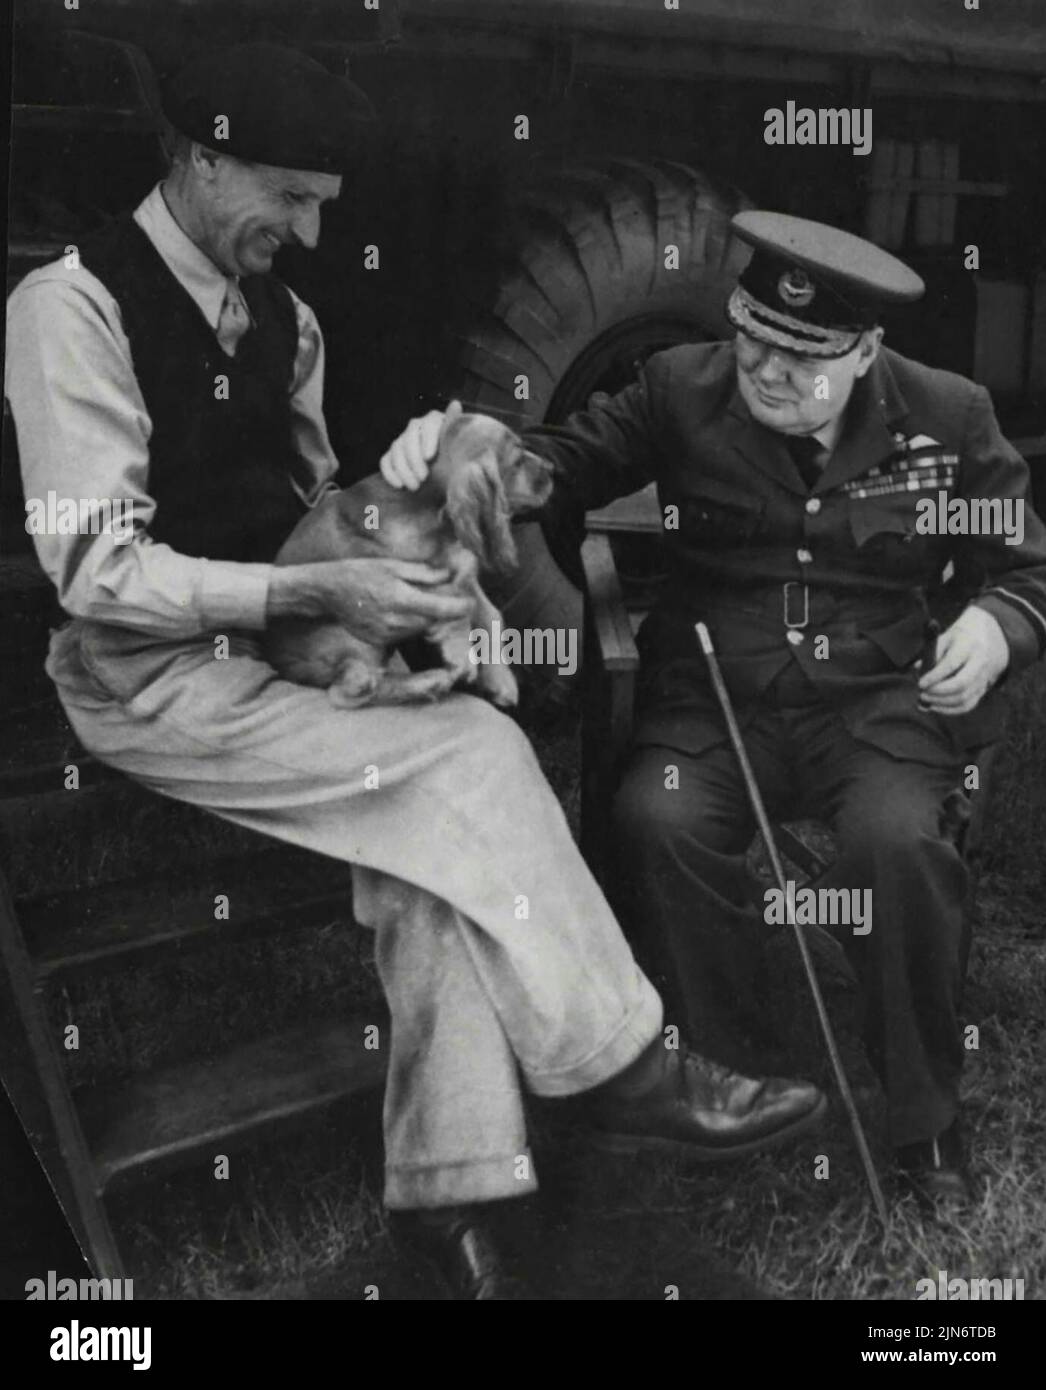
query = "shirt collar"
(810, 417, 841, 454)
(133, 183, 240, 332)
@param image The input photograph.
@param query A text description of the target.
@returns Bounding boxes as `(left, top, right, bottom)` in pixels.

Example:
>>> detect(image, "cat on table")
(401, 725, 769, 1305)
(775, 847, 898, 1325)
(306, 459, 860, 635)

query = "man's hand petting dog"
(380, 410, 444, 491)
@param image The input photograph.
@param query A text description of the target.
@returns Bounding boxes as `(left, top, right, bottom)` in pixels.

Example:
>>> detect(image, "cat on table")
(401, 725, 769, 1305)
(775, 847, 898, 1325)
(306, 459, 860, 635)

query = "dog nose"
(524, 450, 553, 476)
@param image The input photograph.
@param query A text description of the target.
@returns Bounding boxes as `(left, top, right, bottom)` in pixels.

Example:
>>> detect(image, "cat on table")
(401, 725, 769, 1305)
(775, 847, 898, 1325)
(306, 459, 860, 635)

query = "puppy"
(265, 402, 553, 708)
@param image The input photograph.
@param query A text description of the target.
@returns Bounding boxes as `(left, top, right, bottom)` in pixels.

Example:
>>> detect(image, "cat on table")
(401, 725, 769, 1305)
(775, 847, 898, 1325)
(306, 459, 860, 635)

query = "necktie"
(786, 434, 826, 491)
(216, 280, 251, 357)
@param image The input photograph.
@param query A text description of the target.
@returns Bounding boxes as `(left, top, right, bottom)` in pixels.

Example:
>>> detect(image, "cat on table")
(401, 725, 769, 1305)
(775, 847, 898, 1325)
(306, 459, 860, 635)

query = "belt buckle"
(783, 581, 809, 630)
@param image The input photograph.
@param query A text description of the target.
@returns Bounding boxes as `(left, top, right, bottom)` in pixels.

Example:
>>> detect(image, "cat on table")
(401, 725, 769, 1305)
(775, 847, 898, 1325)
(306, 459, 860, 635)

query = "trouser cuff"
(384, 1147, 538, 1210)
(523, 972, 664, 1098)
(889, 1096, 959, 1149)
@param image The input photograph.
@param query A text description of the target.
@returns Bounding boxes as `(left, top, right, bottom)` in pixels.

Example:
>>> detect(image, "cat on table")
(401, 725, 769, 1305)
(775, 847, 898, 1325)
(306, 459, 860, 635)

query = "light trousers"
(46, 619, 662, 1207)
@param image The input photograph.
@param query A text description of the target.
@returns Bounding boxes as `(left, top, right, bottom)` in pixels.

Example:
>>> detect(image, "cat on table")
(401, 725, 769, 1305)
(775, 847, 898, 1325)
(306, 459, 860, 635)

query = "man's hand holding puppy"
(266, 555, 472, 647)
(264, 402, 552, 707)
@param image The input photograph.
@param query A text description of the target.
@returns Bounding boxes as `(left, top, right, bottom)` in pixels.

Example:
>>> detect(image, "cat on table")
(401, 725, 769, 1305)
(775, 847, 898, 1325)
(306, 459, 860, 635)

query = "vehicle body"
(6, 0, 1046, 541)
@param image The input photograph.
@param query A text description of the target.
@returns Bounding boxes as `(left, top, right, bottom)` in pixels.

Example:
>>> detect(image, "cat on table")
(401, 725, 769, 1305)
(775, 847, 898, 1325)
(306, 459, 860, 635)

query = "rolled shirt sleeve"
(6, 264, 337, 637)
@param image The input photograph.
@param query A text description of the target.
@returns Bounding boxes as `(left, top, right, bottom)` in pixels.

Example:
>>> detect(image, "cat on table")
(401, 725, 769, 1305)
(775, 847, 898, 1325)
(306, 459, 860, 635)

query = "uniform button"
(786, 629, 805, 646)
(805, 498, 821, 515)
(797, 548, 813, 564)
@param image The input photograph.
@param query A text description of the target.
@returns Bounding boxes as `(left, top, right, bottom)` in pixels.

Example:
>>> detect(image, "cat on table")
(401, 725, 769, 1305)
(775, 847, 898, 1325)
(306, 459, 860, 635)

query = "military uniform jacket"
(529, 342, 1046, 764)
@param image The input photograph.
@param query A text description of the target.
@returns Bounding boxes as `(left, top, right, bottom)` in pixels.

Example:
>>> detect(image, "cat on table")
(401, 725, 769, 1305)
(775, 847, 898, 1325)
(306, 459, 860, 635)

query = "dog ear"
(443, 453, 517, 575)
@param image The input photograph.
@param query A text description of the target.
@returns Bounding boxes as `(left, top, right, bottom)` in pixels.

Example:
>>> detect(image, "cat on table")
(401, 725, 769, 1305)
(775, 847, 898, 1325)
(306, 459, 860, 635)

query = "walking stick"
(695, 622, 890, 1228)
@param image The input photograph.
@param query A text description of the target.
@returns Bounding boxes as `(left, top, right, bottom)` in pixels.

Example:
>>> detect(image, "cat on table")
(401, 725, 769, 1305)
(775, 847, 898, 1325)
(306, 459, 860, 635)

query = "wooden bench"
(0, 665, 388, 1281)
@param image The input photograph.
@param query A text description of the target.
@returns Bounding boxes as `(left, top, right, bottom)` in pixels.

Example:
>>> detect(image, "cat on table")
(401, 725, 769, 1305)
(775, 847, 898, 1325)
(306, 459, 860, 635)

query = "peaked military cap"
(727, 211, 925, 358)
(163, 42, 375, 175)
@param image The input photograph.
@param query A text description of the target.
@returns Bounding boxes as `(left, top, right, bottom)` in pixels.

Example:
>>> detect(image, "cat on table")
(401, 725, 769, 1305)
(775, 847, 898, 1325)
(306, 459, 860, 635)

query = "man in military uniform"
(384, 212, 1046, 1208)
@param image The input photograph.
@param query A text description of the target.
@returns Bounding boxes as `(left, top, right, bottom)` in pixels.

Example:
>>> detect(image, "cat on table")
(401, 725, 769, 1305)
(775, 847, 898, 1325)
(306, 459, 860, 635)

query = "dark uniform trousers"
(527, 340, 1046, 1151)
(612, 689, 966, 1149)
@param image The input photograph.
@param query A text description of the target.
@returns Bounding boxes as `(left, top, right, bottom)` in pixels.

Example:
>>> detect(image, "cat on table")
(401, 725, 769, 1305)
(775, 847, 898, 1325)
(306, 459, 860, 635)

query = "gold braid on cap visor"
(727, 285, 864, 360)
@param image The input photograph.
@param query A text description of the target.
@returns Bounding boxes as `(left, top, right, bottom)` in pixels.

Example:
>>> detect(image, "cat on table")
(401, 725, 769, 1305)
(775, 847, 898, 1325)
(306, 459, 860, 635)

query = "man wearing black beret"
(385, 211, 1046, 1211)
(6, 45, 826, 1298)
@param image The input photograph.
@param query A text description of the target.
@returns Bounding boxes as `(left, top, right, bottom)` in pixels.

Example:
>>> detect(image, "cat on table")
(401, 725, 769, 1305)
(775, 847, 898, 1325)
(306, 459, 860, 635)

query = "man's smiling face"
(734, 329, 881, 437)
(199, 156, 342, 276)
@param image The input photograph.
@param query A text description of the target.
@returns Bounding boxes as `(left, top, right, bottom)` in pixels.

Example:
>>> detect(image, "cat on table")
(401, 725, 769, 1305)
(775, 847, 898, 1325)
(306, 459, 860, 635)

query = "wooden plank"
(914, 139, 943, 248)
(939, 142, 960, 244)
(868, 178, 1008, 198)
(0, 870, 125, 1278)
(581, 534, 640, 674)
(0, 750, 118, 800)
(889, 142, 915, 248)
(80, 1016, 387, 1193)
(397, 1, 1046, 80)
(0, 688, 102, 801)
(585, 482, 661, 535)
(23, 850, 356, 978)
(11, 105, 157, 133)
(864, 139, 896, 247)
(580, 528, 642, 879)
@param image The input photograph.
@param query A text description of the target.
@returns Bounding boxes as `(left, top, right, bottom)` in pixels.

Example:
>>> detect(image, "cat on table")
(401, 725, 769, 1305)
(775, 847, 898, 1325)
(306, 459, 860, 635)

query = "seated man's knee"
(462, 696, 540, 776)
(613, 755, 720, 855)
(839, 790, 950, 862)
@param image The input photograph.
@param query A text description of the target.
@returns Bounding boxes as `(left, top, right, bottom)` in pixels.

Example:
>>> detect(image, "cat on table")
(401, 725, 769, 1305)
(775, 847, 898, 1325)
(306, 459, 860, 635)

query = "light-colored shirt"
(4, 183, 340, 636)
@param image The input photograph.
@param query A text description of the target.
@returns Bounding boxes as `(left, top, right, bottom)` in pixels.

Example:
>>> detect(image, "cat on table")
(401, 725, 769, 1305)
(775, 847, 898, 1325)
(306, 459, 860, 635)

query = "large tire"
(454, 159, 750, 426)
(449, 161, 750, 637)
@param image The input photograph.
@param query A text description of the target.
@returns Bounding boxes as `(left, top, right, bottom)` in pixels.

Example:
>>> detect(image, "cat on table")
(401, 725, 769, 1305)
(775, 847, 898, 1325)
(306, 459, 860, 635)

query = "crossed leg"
(49, 621, 663, 1206)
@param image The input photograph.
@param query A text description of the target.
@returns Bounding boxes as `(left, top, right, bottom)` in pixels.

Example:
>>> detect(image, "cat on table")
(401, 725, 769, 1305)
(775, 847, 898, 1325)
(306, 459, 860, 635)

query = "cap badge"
(777, 267, 816, 310)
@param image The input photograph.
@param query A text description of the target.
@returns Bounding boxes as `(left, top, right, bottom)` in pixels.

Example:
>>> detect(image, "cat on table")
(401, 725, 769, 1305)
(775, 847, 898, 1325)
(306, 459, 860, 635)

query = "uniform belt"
(695, 583, 914, 632)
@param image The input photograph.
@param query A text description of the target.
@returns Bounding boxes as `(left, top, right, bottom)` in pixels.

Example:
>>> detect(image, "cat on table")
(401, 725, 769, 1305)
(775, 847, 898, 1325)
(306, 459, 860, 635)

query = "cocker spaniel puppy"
(266, 402, 553, 708)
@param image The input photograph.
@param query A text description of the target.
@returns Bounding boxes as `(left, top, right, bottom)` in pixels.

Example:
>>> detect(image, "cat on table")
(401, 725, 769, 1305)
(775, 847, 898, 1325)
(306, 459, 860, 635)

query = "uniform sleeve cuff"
(198, 560, 274, 632)
(971, 594, 1044, 672)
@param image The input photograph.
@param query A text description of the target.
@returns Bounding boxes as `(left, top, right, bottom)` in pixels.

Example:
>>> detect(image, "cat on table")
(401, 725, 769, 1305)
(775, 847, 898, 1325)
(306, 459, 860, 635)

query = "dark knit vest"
(80, 215, 306, 562)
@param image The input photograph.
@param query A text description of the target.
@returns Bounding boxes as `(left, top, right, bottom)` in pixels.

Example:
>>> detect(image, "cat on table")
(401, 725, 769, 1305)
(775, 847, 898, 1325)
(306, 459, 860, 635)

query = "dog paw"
(328, 666, 379, 708)
(422, 669, 457, 699)
(481, 666, 519, 709)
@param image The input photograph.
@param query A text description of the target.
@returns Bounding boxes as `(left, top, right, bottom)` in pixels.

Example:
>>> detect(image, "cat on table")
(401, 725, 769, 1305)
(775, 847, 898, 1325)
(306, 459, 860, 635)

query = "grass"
(6, 665, 1046, 1300)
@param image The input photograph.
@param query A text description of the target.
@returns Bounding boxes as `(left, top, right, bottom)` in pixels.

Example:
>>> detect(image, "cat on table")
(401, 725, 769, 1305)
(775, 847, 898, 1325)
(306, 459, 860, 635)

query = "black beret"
(163, 42, 375, 175)
(727, 211, 925, 358)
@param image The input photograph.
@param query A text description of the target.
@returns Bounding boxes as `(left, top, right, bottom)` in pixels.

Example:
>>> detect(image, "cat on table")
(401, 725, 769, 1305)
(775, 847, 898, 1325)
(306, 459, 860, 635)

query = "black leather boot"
(896, 1120, 972, 1211)
(389, 1205, 537, 1300)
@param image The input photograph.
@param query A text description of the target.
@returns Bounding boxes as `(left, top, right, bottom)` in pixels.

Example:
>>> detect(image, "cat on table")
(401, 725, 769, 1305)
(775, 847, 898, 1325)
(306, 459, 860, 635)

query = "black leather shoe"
(390, 1206, 536, 1300)
(587, 1049, 826, 1160)
(896, 1122, 973, 1211)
